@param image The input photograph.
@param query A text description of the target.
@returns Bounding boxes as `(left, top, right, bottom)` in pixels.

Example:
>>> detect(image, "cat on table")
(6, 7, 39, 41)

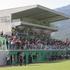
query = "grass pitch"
(0, 60, 70, 70)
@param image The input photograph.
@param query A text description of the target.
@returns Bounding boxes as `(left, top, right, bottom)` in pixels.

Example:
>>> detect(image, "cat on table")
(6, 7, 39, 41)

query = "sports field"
(0, 60, 70, 70)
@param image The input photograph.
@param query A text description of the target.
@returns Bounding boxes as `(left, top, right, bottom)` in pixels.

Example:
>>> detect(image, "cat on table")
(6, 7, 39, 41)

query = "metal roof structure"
(11, 5, 69, 31)
(12, 5, 69, 22)
(16, 21, 57, 31)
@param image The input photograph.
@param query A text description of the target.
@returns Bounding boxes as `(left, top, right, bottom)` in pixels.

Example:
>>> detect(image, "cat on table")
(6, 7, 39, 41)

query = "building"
(0, 5, 69, 35)
(0, 5, 69, 65)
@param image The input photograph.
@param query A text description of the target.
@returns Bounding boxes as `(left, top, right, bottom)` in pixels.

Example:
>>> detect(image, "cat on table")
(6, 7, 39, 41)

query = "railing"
(5, 44, 70, 51)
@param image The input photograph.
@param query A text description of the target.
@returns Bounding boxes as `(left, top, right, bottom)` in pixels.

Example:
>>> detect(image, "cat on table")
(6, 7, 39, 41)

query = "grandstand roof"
(12, 5, 69, 23)
(11, 5, 69, 32)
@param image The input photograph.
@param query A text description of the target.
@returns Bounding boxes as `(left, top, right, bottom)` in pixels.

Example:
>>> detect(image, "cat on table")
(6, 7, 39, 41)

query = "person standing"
(6, 39, 9, 49)
(24, 55, 26, 65)
(19, 55, 23, 66)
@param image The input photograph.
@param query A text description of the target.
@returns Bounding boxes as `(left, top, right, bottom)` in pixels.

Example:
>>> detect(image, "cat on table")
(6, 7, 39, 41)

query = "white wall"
(0, 22, 11, 35)
(0, 51, 8, 65)
(0, 15, 12, 35)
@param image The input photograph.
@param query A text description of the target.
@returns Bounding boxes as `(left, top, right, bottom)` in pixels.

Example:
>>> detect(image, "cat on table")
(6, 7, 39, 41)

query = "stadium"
(0, 5, 70, 70)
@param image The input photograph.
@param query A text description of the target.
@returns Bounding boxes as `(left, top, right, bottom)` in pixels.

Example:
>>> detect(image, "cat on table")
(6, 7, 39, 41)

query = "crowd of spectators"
(6, 35, 70, 50)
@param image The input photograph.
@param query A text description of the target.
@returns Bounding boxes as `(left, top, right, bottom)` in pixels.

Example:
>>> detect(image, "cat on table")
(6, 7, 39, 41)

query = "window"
(0, 16, 10, 23)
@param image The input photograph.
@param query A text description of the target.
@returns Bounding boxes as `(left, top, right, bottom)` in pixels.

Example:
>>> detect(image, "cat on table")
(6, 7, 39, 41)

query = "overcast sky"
(0, 0, 70, 10)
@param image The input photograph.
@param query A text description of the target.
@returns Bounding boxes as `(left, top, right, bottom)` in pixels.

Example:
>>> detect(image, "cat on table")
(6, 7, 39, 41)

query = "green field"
(0, 60, 70, 70)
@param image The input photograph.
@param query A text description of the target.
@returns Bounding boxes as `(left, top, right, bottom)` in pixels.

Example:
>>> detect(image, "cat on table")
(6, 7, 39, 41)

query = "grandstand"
(0, 5, 69, 66)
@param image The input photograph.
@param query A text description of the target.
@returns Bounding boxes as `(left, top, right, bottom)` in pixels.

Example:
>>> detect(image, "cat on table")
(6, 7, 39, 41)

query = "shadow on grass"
(46, 59, 69, 64)
(0, 59, 70, 68)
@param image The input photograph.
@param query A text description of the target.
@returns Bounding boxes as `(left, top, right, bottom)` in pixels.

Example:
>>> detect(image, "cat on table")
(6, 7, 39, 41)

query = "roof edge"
(37, 5, 70, 19)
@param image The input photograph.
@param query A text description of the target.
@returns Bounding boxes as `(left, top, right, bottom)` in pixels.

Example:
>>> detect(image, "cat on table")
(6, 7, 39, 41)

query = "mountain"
(55, 5, 70, 16)
(51, 5, 70, 40)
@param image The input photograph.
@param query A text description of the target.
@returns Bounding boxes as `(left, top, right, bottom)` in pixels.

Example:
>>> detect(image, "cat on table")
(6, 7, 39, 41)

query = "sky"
(0, 0, 70, 10)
